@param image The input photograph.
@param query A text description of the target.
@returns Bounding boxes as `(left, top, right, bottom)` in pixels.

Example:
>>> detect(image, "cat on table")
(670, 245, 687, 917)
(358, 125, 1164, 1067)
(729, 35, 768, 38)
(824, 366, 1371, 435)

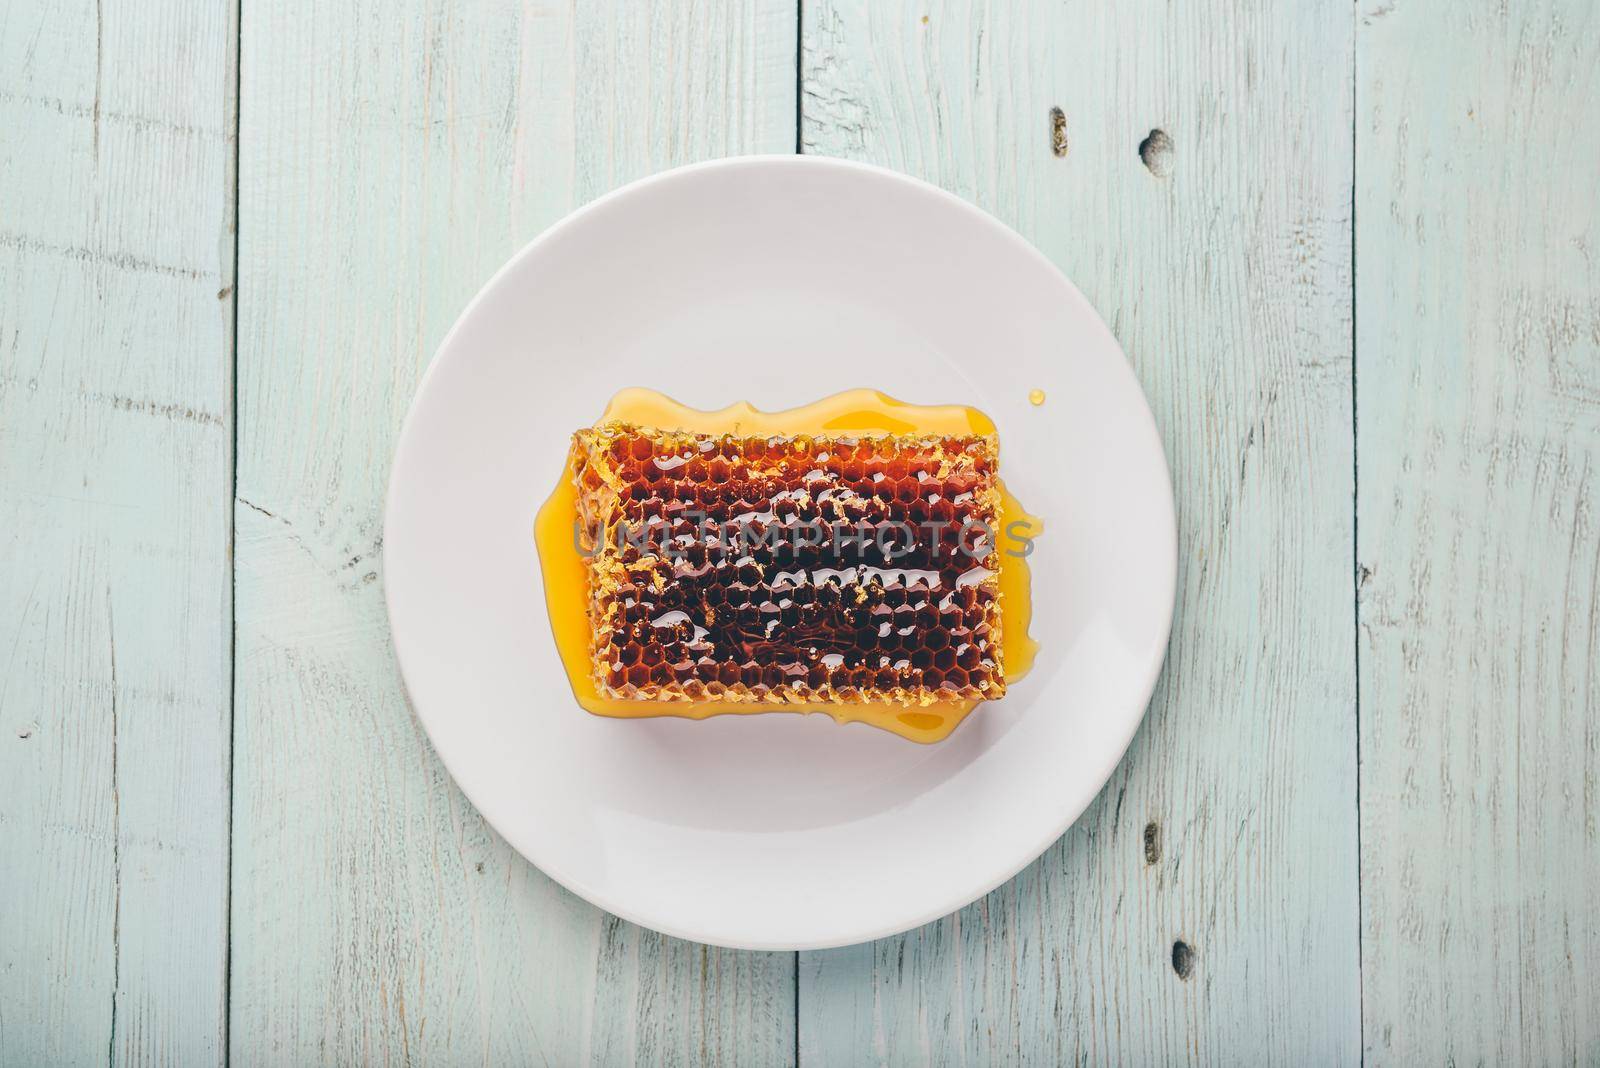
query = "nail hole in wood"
(1143, 821, 1161, 865)
(1171, 940, 1194, 979)
(1050, 107, 1068, 157)
(1139, 128, 1174, 178)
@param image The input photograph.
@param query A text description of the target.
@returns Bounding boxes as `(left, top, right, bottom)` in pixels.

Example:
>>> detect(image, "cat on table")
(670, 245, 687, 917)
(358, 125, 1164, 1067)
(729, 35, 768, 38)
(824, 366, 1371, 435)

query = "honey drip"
(535, 389, 1041, 743)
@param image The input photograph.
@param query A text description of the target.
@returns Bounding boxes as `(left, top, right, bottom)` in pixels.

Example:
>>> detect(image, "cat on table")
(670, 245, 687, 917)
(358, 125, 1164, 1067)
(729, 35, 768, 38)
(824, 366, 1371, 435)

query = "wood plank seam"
(1351, 2, 1365, 1059)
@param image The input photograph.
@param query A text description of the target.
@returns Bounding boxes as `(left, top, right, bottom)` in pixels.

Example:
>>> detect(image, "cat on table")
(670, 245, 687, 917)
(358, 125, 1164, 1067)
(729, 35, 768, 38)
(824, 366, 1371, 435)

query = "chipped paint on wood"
(0, 0, 234, 1062)
(1356, 0, 1600, 1062)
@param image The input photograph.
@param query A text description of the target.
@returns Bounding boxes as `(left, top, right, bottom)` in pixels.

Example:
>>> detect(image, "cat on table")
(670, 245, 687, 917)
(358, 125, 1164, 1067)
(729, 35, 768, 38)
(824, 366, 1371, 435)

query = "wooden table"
(3, 1, 1596, 1063)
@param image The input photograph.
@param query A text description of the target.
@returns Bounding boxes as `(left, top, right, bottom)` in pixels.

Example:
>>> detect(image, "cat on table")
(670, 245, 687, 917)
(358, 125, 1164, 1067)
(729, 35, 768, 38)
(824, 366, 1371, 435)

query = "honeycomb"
(567, 423, 1006, 705)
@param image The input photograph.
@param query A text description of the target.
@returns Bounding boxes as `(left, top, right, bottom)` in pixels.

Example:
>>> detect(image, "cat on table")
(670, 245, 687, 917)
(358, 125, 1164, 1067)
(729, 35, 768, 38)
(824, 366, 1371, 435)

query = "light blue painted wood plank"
(799, 1, 1358, 1062)
(1356, 1, 1600, 1062)
(230, 2, 797, 1064)
(0, 0, 234, 1063)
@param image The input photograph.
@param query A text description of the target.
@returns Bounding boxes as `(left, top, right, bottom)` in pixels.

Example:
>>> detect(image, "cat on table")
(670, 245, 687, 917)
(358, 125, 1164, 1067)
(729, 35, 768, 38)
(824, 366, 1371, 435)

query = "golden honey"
(535, 389, 1040, 743)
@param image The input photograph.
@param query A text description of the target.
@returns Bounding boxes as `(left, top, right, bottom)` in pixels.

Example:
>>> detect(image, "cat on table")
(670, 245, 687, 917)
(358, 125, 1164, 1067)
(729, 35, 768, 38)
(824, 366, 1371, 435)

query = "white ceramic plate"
(384, 156, 1175, 950)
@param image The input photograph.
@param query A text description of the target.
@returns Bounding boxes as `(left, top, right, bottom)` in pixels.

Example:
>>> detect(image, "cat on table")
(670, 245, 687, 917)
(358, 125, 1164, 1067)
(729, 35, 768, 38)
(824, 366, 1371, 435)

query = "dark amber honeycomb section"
(568, 423, 1005, 705)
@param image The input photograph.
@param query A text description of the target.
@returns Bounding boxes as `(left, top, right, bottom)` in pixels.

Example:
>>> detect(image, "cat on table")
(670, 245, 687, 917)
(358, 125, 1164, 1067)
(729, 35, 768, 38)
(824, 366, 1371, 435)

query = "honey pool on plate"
(534, 389, 1040, 743)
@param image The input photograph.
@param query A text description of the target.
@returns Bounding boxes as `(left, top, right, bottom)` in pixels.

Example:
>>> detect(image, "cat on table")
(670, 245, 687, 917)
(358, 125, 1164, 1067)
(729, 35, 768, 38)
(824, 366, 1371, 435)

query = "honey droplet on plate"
(1028, 389, 1046, 406)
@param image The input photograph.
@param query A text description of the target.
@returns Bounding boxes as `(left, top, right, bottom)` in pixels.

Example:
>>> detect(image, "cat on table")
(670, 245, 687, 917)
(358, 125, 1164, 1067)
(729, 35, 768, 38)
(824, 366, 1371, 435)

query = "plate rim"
(383, 153, 1178, 950)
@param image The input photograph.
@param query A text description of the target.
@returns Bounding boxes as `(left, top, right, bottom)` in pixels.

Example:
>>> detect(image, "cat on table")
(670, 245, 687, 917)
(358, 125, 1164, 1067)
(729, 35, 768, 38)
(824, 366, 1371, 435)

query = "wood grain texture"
(1356, 0, 1600, 1063)
(7, 0, 1598, 1061)
(230, 2, 796, 1064)
(0, 0, 234, 1064)
(798, 2, 1359, 1063)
